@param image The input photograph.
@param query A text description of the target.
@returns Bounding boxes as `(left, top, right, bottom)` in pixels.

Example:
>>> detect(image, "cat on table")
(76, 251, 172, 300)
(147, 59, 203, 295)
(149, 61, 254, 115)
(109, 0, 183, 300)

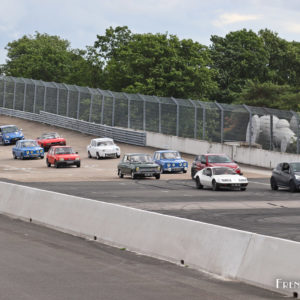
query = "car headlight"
(183, 163, 187, 166)
(221, 179, 231, 182)
(136, 167, 139, 171)
(26, 151, 29, 154)
(59, 158, 64, 161)
(5, 135, 9, 139)
(295, 175, 300, 180)
(172, 163, 175, 167)
(167, 163, 171, 167)
(75, 157, 80, 160)
(179, 163, 182, 166)
(157, 166, 160, 171)
(40, 150, 43, 153)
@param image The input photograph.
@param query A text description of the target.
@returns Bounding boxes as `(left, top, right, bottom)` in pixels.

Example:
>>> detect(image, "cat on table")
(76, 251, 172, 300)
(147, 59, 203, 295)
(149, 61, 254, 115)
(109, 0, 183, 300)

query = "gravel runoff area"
(0, 115, 271, 183)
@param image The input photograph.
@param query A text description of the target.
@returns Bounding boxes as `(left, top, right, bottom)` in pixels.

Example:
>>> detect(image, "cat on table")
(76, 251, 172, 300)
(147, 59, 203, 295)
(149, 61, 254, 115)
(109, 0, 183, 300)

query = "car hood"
(19, 146, 43, 151)
(3, 131, 23, 138)
(95, 145, 118, 150)
(213, 174, 248, 183)
(39, 138, 65, 143)
(208, 162, 238, 169)
(54, 154, 80, 159)
(159, 159, 186, 163)
(131, 162, 159, 168)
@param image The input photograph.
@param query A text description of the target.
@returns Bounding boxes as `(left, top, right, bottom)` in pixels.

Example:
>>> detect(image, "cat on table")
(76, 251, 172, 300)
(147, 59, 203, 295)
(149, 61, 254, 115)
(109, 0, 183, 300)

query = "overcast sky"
(1, 0, 300, 64)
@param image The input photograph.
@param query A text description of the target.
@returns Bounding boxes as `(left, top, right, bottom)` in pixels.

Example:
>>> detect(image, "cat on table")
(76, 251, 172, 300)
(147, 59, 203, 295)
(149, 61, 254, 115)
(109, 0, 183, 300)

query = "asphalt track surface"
(0, 115, 296, 299)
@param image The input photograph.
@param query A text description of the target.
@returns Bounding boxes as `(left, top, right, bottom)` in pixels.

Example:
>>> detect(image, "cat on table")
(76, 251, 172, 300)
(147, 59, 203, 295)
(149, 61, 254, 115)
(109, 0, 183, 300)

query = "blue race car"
(153, 150, 188, 173)
(12, 140, 44, 159)
(0, 125, 24, 145)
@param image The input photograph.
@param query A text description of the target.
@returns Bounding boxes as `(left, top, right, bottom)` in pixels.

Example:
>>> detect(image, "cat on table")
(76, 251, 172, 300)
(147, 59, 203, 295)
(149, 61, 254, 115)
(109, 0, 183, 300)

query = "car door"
(15, 141, 21, 157)
(48, 148, 55, 164)
(201, 168, 212, 186)
(90, 140, 96, 157)
(120, 155, 130, 174)
(280, 163, 292, 187)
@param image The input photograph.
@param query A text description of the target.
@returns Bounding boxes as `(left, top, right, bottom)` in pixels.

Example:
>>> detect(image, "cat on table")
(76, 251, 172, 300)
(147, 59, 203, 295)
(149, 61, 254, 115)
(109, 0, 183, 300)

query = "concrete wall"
(146, 132, 300, 169)
(0, 181, 299, 298)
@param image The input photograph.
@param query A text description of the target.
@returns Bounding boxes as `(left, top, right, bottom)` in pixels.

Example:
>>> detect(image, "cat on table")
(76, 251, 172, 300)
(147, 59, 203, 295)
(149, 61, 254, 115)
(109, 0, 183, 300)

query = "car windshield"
(130, 154, 153, 163)
(213, 167, 236, 175)
(207, 155, 232, 163)
(20, 141, 38, 147)
(290, 163, 300, 172)
(2, 126, 18, 133)
(55, 147, 74, 155)
(97, 141, 113, 146)
(161, 152, 181, 159)
(41, 133, 60, 139)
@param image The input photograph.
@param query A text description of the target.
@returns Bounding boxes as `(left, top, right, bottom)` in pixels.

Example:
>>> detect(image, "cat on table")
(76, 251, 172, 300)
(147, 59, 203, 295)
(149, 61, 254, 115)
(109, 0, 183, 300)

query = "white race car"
(194, 167, 248, 191)
(87, 138, 121, 159)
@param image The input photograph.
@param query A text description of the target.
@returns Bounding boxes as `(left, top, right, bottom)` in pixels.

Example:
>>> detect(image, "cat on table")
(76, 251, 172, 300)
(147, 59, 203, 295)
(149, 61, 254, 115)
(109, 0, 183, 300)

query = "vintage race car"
(0, 125, 24, 145)
(194, 167, 248, 191)
(118, 153, 161, 179)
(46, 146, 80, 168)
(87, 138, 120, 159)
(37, 132, 66, 151)
(153, 150, 188, 173)
(12, 140, 44, 159)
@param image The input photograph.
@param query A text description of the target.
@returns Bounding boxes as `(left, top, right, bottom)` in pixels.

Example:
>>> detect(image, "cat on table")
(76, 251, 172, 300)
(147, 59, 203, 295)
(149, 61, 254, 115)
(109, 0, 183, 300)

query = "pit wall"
(146, 132, 300, 169)
(0, 181, 299, 298)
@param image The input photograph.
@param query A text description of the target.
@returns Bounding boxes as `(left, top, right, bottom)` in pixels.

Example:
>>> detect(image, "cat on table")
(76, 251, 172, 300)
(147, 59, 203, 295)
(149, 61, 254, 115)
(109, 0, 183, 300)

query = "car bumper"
(98, 152, 119, 158)
(133, 172, 160, 177)
(218, 183, 248, 190)
(162, 167, 188, 172)
(56, 160, 80, 166)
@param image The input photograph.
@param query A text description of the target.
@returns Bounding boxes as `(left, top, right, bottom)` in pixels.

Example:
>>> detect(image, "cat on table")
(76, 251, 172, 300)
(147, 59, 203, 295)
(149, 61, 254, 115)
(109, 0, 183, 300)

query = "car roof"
(0, 125, 17, 128)
(92, 138, 113, 142)
(155, 150, 178, 153)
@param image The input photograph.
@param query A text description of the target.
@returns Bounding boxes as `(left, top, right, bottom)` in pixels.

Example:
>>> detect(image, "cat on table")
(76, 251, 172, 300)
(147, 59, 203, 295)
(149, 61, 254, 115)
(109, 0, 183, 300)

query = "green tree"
(210, 29, 269, 103)
(99, 32, 217, 99)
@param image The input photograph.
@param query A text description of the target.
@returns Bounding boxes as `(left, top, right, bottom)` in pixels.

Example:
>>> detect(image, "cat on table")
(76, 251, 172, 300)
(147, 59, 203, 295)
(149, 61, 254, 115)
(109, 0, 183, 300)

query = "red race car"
(191, 153, 242, 178)
(46, 146, 80, 168)
(37, 132, 66, 151)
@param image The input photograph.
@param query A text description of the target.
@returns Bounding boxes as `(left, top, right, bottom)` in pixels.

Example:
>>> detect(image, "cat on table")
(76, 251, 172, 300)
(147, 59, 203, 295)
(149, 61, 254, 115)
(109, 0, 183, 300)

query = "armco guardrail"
(0, 108, 146, 146)
(0, 181, 299, 298)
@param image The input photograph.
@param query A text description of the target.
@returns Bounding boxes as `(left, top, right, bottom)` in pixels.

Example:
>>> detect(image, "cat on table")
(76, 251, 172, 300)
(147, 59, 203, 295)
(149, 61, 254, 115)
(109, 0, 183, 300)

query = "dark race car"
(117, 153, 161, 179)
(37, 132, 66, 151)
(270, 162, 300, 192)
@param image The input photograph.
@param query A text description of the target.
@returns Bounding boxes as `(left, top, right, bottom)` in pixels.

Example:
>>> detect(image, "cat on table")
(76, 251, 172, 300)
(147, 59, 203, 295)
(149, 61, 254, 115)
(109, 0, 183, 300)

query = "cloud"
(282, 22, 300, 34)
(213, 13, 262, 27)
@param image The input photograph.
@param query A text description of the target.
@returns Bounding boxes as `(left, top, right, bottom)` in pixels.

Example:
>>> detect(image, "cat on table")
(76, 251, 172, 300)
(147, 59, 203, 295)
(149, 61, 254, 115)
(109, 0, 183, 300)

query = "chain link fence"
(1, 75, 300, 154)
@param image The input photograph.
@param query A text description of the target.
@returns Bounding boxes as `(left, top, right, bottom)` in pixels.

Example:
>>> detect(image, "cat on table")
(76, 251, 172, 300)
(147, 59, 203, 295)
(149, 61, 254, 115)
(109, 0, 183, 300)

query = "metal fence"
(0, 75, 300, 154)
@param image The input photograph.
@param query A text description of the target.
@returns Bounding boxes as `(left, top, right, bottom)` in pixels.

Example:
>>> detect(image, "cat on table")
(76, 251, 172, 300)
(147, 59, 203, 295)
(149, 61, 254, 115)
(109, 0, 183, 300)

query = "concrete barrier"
(146, 131, 300, 169)
(1, 181, 300, 297)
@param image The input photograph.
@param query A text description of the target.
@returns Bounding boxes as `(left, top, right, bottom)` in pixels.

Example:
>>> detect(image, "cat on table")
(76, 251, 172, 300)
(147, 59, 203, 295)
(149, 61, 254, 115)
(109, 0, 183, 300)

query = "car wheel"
(195, 177, 203, 189)
(131, 171, 136, 179)
(88, 151, 92, 158)
(54, 160, 59, 168)
(241, 187, 247, 191)
(76, 162, 81, 168)
(20, 153, 24, 160)
(118, 169, 124, 178)
(212, 180, 219, 191)
(289, 180, 297, 193)
(183, 170, 187, 174)
(191, 170, 195, 179)
(40, 156, 44, 159)
(13, 152, 17, 159)
(46, 159, 51, 167)
(270, 177, 278, 190)
(155, 174, 160, 180)
(116, 154, 120, 158)
(96, 152, 101, 160)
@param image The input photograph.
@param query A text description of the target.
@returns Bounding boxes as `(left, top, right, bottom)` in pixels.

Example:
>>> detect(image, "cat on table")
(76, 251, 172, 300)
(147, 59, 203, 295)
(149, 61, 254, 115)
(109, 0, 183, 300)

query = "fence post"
(215, 101, 224, 143)
(123, 93, 130, 129)
(87, 88, 94, 123)
(22, 79, 27, 112)
(97, 89, 105, 125)
(243, 104, 252, 147)
(52, 82, 59, 115)
(43, 82, 47, 112)
(197, 101, 206, 140)
(74, 85, 80, 119)
(12, 78, 16, 110)
(33, 80, 37, 113)
(108, 91, 115, 126)
(63, 84, 70, 117)
(188, 99, 197, 139)
(291, 111, 300, 154)
(270, 114, 273, 151)
(3, 78, 6, 108)
(138, 94, 146, 131)
(154, 96, 161, 133)
(171, 97, 179, 136)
